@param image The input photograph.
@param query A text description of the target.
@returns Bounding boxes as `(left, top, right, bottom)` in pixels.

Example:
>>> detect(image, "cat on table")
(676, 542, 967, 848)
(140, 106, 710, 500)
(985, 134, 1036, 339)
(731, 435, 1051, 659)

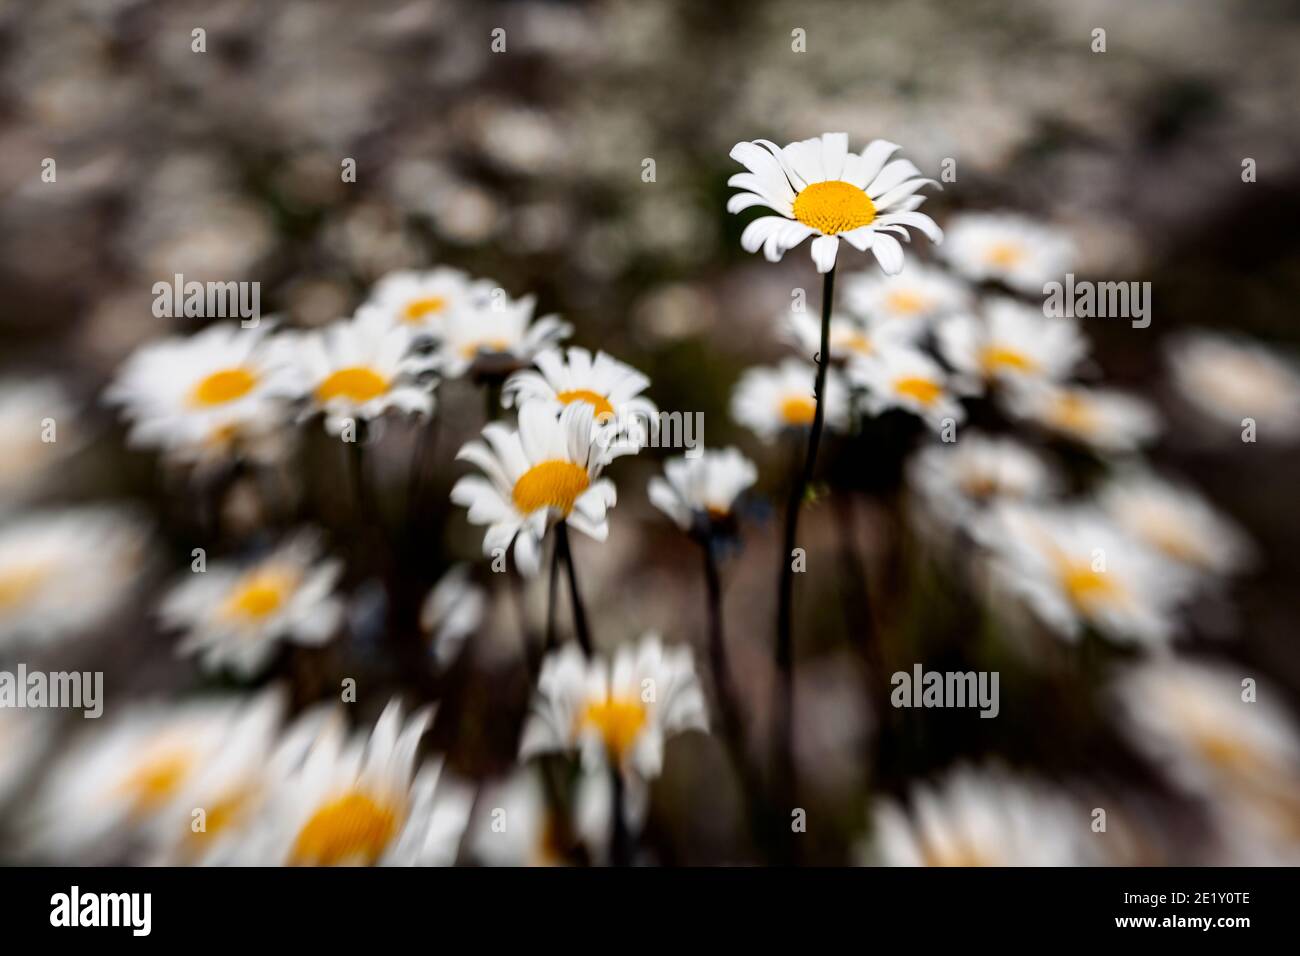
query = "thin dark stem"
(407, 403, 440, 519)
(345, 430, 368, 528)
(484, 378, 502, 424)
(609, 764, 632, 866)
(545, 533, 561, 653)
(554, 521, 593, 657)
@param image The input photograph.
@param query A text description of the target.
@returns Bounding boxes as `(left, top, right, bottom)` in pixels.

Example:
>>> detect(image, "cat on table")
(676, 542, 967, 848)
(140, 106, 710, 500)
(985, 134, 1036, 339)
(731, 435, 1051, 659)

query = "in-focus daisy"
(1166, 332, 1300, 439)
(647, 447, 758, 536)
(0, 506, 150, 650)
(849, 345, 968, 432)
(979, 503, 1190, 646)
(0, 377, 80, 507)
(357, 266, 498, 335)
(1099, 472, 1255, 578)
(276, 313, 437, 435)
(728, 133, 942, 274)
(784, 308, 917, 364)
(243, 700, 472, 866)
(158, 530, 344, 678)
(907, 432, 1055, 531)
(105, 322, 295, 464)
(937, 298, 1087, 391)
(1007, 382, 1160, 453)
(937, 211, 1073, 293)
(451, 402, 616, 576)
(419, 563, 486, 671)
(434, 290, 571, 380)
(841, 260, 971, 331)
(730, 358, 850, 442)
(863, 764, 1096, 866)
(503, 347, 657, 444)
(520, 635, 708, 787)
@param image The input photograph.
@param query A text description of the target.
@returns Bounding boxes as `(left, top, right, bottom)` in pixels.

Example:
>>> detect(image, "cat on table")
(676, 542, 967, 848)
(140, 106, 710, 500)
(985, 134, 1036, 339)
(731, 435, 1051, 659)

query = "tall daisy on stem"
(728, 132, 941, 843)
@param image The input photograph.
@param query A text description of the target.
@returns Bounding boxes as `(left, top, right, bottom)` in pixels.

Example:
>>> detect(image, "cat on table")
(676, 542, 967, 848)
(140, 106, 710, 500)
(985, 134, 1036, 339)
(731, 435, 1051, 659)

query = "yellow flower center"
(1142, 519, 1208, 566)
(577, 696, 648, 759)
(223, 569, 296, 621)
(290, 791, 401, 866)
(984, 242, 1025, 268)
(922, 843, 992, 867)
(0, 564, 49, 610)
(980, 345, 1039, 375)
(555, 389, 616, 422)
(190, 368, 258, 407)
(512, 460, 590, 515)
(402, 296, 447, 322)
(1048, 393, 1096, 434)
(121, 751, 192, 814)
(779, 394, 818, 425)
(459, 338, 512, 359)
(315, 366, 389, 404)
(1059, 560, 1119, 611)
(792, 180, 876, 235)
(190, 789, 252, 845)
(894, 376, 944, 406)
(833, 330, 873, 356)
(886, 289, 931, 316)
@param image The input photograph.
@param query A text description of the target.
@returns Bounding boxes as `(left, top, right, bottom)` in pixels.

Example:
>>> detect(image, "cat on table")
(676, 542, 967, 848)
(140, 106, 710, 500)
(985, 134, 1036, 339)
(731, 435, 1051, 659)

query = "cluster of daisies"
(1, 131, 1299, 864)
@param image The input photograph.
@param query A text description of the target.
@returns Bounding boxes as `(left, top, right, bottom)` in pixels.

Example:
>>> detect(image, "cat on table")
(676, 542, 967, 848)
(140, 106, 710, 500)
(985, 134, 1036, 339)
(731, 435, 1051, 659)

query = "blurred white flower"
(503, 347, 657, 445)
(468, 765, 611, 867)
(841, 260, 971, 331)
(0, 709, 53, 808)
(0, 378, 80, 508)
(849, 345, 968, 432)
(783, 309, 917, 363)
(937, 212, 1073, 293)
(937, 298, 1087, 391)
(730, 358, 850, 441)
(433, 291, 571, 380)
(419, 564, 486, 671)
(159, 530, 344, 678)
(728, 133, 941, 274)
(907, 432, 1055, 531)
(647, 447, 758, 533)
(1006, 382, 1159, 453)
(451, 402, 616, 577)
(357, 267, 499, 335)
(1166, 332, 1300, 439)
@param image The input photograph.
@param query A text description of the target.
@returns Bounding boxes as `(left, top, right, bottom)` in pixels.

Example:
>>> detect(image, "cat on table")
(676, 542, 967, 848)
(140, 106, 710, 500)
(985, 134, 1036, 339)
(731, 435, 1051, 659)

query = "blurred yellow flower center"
(190, 789, 251, 843)
(779, 394, 818, 425)
(291, 791, 401, 866)
(886, 289, 930, 315)
(403, 296, 447, 322)
(224, 570, 295, 621)
(0, 564, 49, 609)
(1059, 561, 1118, 609)
(316, 367, 389, 403)
(792, 180, 876, 235)
(1195, 732, 1258, 775)
(578, 696, 648, 759)
(984, 242, 1025, 267)
(190, 368, 258, 407)
(555, 389, 615, 421)
(1142, 520, 1207, 566)
(122, 751, 192, 813)
(894, 376, 943, 406)
(980, 346, 1038, 375)
(459, 338, 512, 359)
(512, 461, 590, 515)
(833, 331, 873, 356)
(922, 844, 992, 867)
(1049, 393, 1096, 434)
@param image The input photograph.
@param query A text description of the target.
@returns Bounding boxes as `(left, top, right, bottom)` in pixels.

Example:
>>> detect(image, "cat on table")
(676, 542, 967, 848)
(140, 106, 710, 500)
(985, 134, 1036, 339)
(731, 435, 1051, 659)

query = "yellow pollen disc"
(224, 570, 295, 621)
(402, 296, 447, 322)
(290, 791, 400, 866)
(792, 180, 876, 235)
(779, 394, 818, 425)
(315, 366, 389, 403)
(512, 460, 590, 515)
(555, 389, 616, 421)
(894, 376, 944, 406)
(980, 345, 1039, 375)
(459, 338, 512, 359)
(1059, 561, 1118, 610)
(0, 564, 49, 609)
(190, 368, 258, 407)
(121, 752, 192, 813)
(577, 696, 648, 760)
(984, 242, 1025, 267)
(886, 289, 931, 316)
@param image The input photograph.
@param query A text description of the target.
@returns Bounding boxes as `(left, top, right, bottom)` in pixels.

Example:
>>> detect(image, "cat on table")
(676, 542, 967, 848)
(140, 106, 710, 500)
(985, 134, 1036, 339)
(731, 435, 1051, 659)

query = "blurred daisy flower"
(358, 266, 498, 335)
(647, 447, 758, 537)
(419, 563, 486, 671)
(864, 764, 1097, 866)
(451, 402, 617, 576)
(1166, 331, 1300, 439)
(0, 377, 81, 507)
(907, 432, 1055, 532)
(434, 291, 571, 380)
(503, 346, 657, 442)
(159, 530, 344, 678)
(731, 358, 850, 441)
(841, 260, 971, 331)
(849, 345, 968, 432)
(1007, 382, 1159, 453)
(105, 322, 295, 464)
(0, 506, 150, 650)
(247, 700, 472, 866)
(937, 212, 1073, 293)
(278, 313, 437, 436)
(1098, 472, 1255, 578)
(784, 309, 916, 364)
(728, 133, 941, 274)
(468, 765, 611, 867)
(937, 298, 1087, 391)
(979, 503, 1190, 646)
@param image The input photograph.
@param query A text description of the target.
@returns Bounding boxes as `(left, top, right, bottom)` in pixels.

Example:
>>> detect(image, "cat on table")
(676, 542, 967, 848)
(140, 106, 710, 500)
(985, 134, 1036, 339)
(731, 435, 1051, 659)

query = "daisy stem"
(554, 520, 593, 657)
(406, 400, 441, 518)
(610, 763, 632, 866)
(545, 533, 561, 653)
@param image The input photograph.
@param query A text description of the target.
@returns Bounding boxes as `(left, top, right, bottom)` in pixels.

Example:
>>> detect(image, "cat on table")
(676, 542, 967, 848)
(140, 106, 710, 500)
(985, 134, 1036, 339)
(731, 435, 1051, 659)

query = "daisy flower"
(419, 563, 486, 671)
(519, 634, 708, 785)
(647, 447, 758, 535)
(937, 211, 1073, 293)
(863, 764, 1096, 866)
(848, 345, 968, 432)
(1166, 331, 1300, 439)
(105, 322, 295, 464)
(451, 401, 617, 577)
(434, 290, 571, 380)
(978, 503, 1190, 646)
(276, 313, 437, 436)
(468, 765, 611, 867)
(158, 530, 344, 678)
(243, 699, 473, 866)
(1098, 472, 1256, 578)
(907, 432, 1055, 531)
(0, 377, 80, 507)
(0, 506, 150, 650)
(357, 266, 498, 335)
(841, 260, 971, 331)
(937, 298, 1087, 391)
(783, 308, 917, 364)
(1007, 382, 1160, 453)
(730, 358, 850, 442)
(728, 133, 942, 274)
